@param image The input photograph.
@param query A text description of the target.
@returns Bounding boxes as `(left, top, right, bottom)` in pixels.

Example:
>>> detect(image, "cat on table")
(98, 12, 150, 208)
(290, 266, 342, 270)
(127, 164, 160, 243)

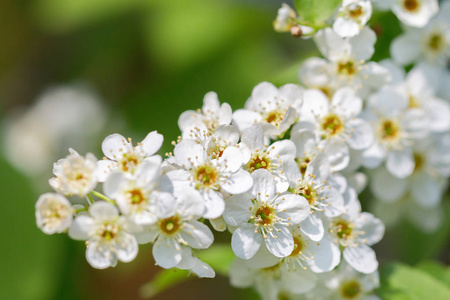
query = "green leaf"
(380, 263, 450, 300)
(140, 269, 190, 298)
(294, 0, 341, 26)
(417, 261, 450, 287)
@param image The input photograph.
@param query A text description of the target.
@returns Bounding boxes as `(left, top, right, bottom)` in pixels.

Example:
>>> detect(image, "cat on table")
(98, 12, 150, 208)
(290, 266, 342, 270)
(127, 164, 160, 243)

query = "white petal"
(232, 223, 262, 259)
(180, 221, 214, 249)
(96, 160, 118, 182)
(244, 243, 281, 269)
(323, 139, 350, 171)
(355, 212, 385, 246)
(386, 147, 414, 178)
(343, 244, 378, 274)
(321, 186, 345, 218)
(140, 131, 163, 157)
(103, 172, 124, 199)
(362, 142, 386, 169)
(232, 110, 263, 133)
(202, 91, 220, 114)
(251, 82, 279, 110)
(214, 124, 239, 144)
(282, 268, 317, 294)
(68, 215, 94, 240)
(251, 169, 277, 200)
(306, 152, 330, 184)
(102, 133, 131, 160)
(268, 140, 297, 161)
(300, 214, 324, 242)
(153, 237, 183, 268)
(371, 166, 408, 202)
(89, 202, 119, 220)
(333, 18, 360, 38)
(219, 103, 233, 126)
(346, 118, 374, 150)
(276, 193, 310, 224)
(173, 139, 204, 168)
(390, 33, 421, 65)
(240, 124, 265, 151)
(223, 194, 253, 226)
(332, 87, 363, 118)
(220, 146, 243, 173)
(202, 190, 225, 219)
(349, 27, 376, 61)
(301, 89, 330, 121)
(411, 172, 442, 208)
(86, 241, 116, 269)
(265, 226, 294, 257)
(222, 169, 253, 195)
(175, 188, 204, 219)
(308, 235, 341, 273)
(116, 233, 139, 262)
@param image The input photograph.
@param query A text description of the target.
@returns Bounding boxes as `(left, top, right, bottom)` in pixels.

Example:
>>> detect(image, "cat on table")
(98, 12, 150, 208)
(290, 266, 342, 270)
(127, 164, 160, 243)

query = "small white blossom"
(103, 160, 174, 225)
(69, 202, 139, 269)
(168, 139, 253, 219)
(49, 149, 98, 197)
(334, 0, 373, 38)
(301, 27, 390, 97)
(233, 82, 303, 139)
(224, 169, 310, 259)
(178, 92, 232, 140)
(135, 188, 214, 269)
(328, 211, 385, 274)
(284, 154, 345, 241)
(392, 0, 439, 28)
(391, 1, 449, 65)
(97, 131, 163, 181)
(36, 193, 73, 234)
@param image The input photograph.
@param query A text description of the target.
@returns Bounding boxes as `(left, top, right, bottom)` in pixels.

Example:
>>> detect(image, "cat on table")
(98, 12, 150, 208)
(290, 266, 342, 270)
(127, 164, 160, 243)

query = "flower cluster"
(33, 0, 450, 299)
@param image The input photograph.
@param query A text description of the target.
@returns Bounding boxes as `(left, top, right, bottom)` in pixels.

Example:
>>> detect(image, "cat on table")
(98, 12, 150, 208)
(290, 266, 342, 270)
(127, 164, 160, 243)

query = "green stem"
(90, 190, 117, 205)
(86, 194, 95, 205)
(75, 207, 88, 214)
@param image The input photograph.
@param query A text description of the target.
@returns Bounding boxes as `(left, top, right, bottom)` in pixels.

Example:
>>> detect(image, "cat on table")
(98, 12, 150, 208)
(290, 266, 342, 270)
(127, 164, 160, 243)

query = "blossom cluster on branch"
(35, 0, 449, 299)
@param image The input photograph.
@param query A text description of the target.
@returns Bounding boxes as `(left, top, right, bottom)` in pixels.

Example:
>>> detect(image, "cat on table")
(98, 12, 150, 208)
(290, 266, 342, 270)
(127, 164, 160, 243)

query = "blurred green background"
(0, 0, 448, 299)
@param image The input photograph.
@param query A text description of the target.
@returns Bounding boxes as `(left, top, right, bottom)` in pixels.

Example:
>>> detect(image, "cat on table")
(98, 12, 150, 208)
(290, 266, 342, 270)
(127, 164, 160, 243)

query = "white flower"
(103, 160, 174, 225)
(49, 148, 98, 197)
(301, 27, 390, 97)
(240, 125, 297, 191)
(284, 154, 345, 241)
(204, 124, 241, 160)
(168, 139, 253, 219)
(391, 2, 449, 66)
(334, 0, 373, 38)
(36, 193, 73, 234)
(291, 127, 350, 172)
(178, 92, 232, 140)
(68, 202, 139, 269)
(299, 88, 374, 152)
(3, 85, 107, 177)
(135, 188, 214, 269)
(97, 131, 163, 181)
(273, 3, 296, 32)
(224, 169, 310, 259)
(387, 62, 450, 132)
(328, 211, 385, 274)
(229, 252, 318, 299)
(284, 226, 341, 273)
(361, 87, 428, 178)
(369, 135, 450, 208)
(233, 82, 303, 139)
(392, 0, 439, 28)
(321, 261, 381, 300)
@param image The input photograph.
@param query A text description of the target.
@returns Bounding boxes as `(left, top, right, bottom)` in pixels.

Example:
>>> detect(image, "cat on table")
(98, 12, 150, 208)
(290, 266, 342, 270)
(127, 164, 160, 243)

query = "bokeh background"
(0, 0, 448, 299)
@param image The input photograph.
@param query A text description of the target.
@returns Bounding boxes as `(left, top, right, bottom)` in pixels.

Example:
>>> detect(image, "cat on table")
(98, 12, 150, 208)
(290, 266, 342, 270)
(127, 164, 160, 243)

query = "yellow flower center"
(160, 216, 181, 235)
(255, 206, 275, 226)
(403, 0, 420, 12)
(335, 219, 354, 240)
(246, 153, 272, 173)
(379, 119, 401, 142)
(348, 4, 363, 19)
(128, 189, 146, 204)
(341, 280, 362, 299)
(321, 114, 344, 137)
(337, 60, 357, 76)
(428, 33, 444, 51)
(195, 165, 218, 187)
(290, 237, 305, 257)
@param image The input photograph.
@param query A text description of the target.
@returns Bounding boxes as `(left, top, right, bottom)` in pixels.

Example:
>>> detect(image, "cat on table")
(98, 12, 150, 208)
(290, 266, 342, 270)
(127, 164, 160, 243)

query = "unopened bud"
(290, 26, 302, 38)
